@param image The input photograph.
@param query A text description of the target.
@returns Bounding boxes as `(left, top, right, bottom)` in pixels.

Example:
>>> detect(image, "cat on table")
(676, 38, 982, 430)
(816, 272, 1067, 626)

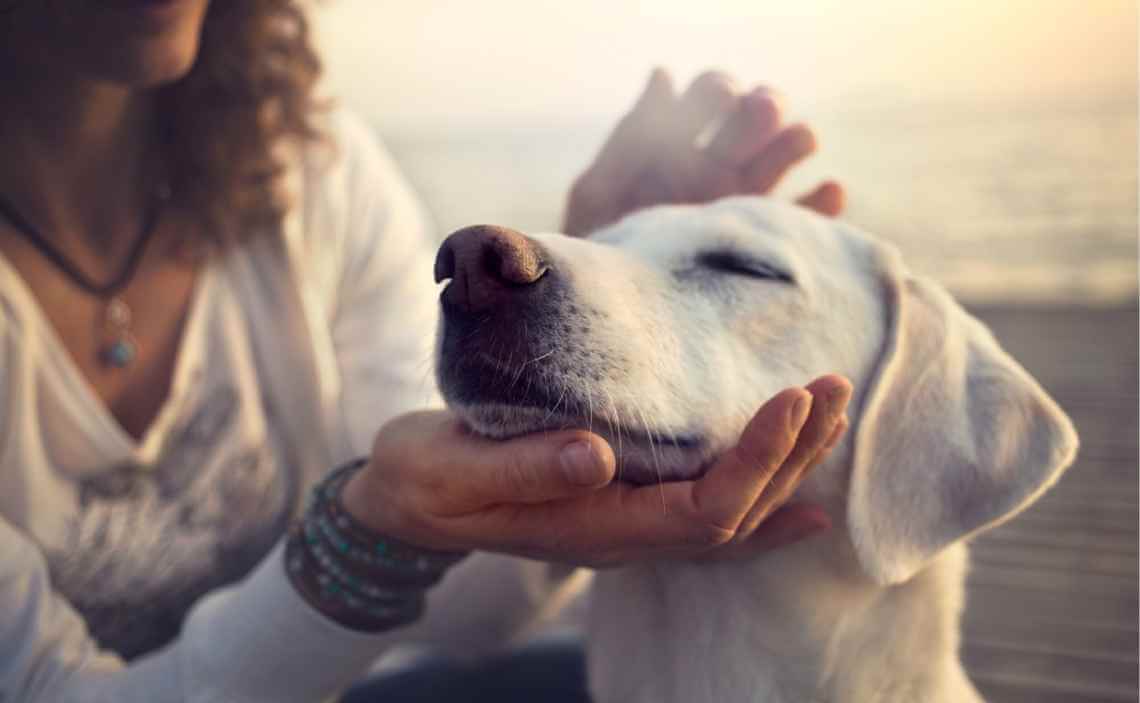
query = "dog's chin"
(450, 402, 713, 485)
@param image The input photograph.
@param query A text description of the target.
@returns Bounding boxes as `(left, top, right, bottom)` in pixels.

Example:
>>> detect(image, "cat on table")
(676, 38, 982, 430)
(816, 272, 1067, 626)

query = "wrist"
(285, 459, 467, 633)
(342, 457, 462, 552)
(340, 462, 393, 534)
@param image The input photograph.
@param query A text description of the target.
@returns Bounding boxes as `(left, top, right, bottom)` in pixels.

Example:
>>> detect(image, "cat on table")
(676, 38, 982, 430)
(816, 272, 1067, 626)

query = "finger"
(732, 423, 845, 540)
(704, 87, 783, 166)
(673, 70, 738, 145)
(742, 123, 817, 195)
(587, 67, 675, 182)
(695, 503, 831, 561)
(444, 427, 617, 509)
(733, 376, 852, 536)
(686, 387, 813, 534)
(796, 180, 846, 217)
(653, 71, 738, 204)
(797, 414, 848, 478)
(761, 375, 851, 494)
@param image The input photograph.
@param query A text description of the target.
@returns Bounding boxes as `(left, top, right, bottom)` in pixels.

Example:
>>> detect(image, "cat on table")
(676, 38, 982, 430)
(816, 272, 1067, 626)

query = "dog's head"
(434, 196, 1078, 584)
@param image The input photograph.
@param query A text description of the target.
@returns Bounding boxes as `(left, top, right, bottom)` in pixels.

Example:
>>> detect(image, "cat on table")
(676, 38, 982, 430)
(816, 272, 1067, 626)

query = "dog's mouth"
(440, 356, 711, 485)
(452, 401, 710, 485)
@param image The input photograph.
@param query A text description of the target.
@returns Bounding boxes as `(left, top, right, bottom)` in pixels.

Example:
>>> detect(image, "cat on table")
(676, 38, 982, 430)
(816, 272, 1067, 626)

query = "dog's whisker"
(542, 382, 569, 426)
(586, 386, 595, 437)
(523, 349, 556, 368)
(601, 387, 624, 482)
(630, 397, 666, 514)
(510, 347, 556, 392)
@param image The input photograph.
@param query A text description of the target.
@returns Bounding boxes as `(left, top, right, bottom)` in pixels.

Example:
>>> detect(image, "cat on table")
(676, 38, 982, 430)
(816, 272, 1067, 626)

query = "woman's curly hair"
(159, 0, 325, 242)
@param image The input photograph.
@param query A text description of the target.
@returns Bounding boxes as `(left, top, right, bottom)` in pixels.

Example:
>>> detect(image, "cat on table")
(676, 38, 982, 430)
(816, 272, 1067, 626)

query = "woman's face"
(2, 0, 211, 87)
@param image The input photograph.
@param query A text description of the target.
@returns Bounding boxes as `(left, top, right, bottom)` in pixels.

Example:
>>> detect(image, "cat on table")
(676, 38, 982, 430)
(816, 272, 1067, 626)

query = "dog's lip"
(450, 401, 712, 485)
(453, 396, 702, 446)
(439, 355, 704, 449)
(440, 354, 711, 483)
(458, 405, 705, 451)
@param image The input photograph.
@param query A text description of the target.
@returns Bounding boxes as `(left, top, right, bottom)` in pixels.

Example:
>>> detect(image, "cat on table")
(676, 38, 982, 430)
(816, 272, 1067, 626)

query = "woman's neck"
(0, 65, 158, 262)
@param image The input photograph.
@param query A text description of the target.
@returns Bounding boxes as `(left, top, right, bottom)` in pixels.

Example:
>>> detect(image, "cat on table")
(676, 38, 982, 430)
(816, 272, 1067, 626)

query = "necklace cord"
(0, 188, 167, 298)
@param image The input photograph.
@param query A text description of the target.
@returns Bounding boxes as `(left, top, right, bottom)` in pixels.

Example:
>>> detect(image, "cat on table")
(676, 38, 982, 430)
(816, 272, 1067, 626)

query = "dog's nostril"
(434, 242, 457, 283)
(483, 238, 548, 286)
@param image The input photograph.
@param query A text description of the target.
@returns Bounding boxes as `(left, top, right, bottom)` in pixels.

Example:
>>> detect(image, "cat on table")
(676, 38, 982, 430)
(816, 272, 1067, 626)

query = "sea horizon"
(369, 94, 1137, 307)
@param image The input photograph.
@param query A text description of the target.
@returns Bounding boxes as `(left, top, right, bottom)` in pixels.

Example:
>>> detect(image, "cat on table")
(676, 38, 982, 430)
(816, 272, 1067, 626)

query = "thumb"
(450, 429, 617, 507)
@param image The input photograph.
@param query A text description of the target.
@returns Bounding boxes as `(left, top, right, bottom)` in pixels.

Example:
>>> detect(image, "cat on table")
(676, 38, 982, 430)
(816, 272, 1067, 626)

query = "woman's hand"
(341, 375, 852, 568)
(563, 69, 845, 237)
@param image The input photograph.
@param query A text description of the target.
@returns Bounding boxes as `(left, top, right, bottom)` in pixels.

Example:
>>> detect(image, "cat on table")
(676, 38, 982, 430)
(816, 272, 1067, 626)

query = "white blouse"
(0, 110, 552, 702)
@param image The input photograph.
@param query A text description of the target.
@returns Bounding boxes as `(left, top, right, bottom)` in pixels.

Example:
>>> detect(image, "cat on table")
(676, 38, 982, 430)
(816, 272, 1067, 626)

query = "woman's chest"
(0, 258, 319, 657)
(0, 231, 201, 441)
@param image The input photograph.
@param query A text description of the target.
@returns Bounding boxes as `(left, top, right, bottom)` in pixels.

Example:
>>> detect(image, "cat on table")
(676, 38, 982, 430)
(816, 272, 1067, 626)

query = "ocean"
(377, 97, 1137, 306)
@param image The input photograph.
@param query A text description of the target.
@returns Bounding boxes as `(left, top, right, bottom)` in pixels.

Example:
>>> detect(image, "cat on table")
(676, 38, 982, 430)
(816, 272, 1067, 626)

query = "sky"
(312, 0, 1138, 130)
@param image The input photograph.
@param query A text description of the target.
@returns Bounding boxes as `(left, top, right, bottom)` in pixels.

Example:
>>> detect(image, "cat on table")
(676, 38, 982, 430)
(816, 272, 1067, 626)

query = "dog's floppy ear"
(847, 262, 1078, 585)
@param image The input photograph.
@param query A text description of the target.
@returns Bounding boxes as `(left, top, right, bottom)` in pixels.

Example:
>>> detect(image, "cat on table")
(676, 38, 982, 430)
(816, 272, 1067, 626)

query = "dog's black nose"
(434, 224, 549, 313)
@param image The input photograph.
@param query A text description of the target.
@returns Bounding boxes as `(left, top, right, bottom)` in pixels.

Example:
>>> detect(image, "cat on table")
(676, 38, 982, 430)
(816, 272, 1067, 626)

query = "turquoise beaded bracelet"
(313, 460, 467, 574)
(285, 458, 468, 632)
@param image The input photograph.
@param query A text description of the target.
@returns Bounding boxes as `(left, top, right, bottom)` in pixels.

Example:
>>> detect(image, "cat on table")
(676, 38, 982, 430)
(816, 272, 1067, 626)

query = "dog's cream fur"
(437, 197, 1079, 703)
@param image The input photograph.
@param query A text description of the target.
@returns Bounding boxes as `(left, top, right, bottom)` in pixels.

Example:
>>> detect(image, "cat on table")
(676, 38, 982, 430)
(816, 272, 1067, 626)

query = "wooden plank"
(970, 543, 1139, 579)
(968, 565, 1136, 598)
(978, 529, 1137, 555)
(974, 673, 1139, 703)
(960, 305, 1138, 703)
(963, 640, 1138, 692)
(963, 618, 1139, 657)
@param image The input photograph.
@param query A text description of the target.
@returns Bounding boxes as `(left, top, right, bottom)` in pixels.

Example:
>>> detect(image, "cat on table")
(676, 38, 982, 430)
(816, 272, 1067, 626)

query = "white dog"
(433, 197, 1079, 703)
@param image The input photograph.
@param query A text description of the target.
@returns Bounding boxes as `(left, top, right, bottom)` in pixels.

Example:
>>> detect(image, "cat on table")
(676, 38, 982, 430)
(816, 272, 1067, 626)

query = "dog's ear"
(847, 268, 1078, 585)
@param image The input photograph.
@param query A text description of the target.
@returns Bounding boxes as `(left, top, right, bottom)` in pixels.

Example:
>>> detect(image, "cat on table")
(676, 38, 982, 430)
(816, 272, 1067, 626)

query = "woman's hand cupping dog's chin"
(562, 68, 846, 238)
(341, 375, 852, 568)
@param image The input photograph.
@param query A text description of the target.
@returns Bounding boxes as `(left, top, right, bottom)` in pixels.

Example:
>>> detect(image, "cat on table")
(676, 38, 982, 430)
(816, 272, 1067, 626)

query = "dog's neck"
(585, 536, 982, 703)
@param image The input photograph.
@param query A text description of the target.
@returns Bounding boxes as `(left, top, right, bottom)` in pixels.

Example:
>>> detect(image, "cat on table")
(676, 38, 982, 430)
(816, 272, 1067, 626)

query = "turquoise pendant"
(98, 297, 137, 369)
(101, 339, 137, 368)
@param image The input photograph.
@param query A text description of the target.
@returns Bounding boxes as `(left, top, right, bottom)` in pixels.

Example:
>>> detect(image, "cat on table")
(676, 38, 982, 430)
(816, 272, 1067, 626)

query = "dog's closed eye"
(695, 250, 794, 283)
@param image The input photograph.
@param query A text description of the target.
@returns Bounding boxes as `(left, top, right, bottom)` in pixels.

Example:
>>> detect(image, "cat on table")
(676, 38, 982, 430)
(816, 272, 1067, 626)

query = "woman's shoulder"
(293, 106, 421, 225)
(275, 105, 435, 314)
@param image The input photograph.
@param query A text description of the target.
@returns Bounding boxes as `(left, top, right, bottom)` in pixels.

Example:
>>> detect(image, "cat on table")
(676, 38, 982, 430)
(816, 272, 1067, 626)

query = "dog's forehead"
(591, 197, 843, 265)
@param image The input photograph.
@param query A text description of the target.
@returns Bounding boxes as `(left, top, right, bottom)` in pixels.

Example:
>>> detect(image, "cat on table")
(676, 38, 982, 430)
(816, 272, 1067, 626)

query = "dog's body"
(588, 529, 976, 703)
(434, 197, 1078, 702)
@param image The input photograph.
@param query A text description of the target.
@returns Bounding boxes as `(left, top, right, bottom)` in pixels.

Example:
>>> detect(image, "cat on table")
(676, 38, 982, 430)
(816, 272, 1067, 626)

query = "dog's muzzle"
(434, 225, 570, 408)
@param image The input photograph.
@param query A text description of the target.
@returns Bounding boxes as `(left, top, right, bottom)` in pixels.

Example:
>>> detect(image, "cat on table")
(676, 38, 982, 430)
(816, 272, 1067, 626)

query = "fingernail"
(820, 382, 848, 417)
(561, 441, 606, 486)
(790, 392, 812, 432)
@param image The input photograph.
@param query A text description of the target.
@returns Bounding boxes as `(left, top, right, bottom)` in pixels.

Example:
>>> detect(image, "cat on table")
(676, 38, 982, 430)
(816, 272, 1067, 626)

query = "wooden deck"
(962, 304, 1139, 703)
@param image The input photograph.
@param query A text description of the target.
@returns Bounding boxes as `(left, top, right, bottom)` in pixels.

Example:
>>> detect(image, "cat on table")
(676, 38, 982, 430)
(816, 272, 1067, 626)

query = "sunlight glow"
(313, 0, 1137, 129)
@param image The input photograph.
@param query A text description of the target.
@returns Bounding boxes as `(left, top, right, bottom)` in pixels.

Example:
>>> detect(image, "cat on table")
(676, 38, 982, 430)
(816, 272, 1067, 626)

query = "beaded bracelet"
(311, 460, 467, 575)
(285, 458, 468, 632)
(286, 526, 425, 629)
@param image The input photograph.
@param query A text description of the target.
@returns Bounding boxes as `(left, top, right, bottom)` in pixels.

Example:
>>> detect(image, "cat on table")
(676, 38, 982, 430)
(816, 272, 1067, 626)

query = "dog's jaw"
(451, 401, 716, 484)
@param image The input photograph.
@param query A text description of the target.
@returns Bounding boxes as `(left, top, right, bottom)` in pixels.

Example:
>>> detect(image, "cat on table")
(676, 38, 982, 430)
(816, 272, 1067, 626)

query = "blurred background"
(313, 2, 1138, 701)
(313, 0, 1136, 306)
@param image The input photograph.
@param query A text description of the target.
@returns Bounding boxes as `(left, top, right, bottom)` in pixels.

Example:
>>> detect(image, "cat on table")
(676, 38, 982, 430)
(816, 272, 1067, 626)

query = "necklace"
(0, 184, 171, 369)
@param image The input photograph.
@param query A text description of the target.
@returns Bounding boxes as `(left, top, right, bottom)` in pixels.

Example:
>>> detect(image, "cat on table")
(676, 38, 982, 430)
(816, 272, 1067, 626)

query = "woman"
(0, 1, 852, 701)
